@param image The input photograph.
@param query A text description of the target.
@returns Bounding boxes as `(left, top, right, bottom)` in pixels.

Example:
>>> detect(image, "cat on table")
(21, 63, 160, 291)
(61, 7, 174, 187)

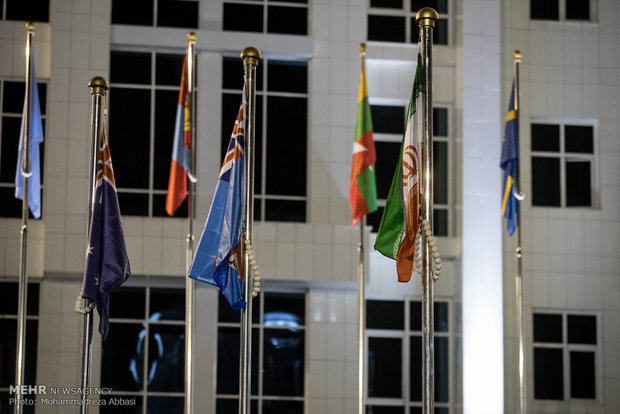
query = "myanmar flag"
(349, 53, 377, 225)
(374, 53, 424, 283)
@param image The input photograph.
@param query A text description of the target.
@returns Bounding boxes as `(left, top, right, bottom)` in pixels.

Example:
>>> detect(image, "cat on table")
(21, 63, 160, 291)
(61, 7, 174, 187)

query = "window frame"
(110, 0, 199, 29)
(530, 119, 597, 209)
(222, 0, 309, 36)
(530, 0, 596, 22)
(532, 310, 601, 402)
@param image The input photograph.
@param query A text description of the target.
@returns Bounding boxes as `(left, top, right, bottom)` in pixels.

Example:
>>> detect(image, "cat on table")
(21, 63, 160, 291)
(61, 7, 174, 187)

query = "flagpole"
(14, 22, 35, 414)
(239, 46, 261, 414)
(512, 49, 526, 414)
(416, 8, 438, 414)
(78, 76, 108, 414)
(184, 31, 197, 414)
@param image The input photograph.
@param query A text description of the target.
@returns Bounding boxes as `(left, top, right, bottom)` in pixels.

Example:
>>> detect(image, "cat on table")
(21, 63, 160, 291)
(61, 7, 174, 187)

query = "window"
(100, 286, 186, 412)
(0, 80, 47, 218)
(530, 0, 591, 21)
(1, 0, 49, 22)
(221, 56, 308, 222)
(368, 0, 449, 46)
(367, 104, 451, 236)
(223, 1, 308, 36)
(111, 0, 198, 29)
(533, 312, 598, 400)
(109, 50, 189, 217)
(0, 282, 39, 414)
(366, 299, 452, 413)
(531, 122, 595, 208)
(216, 292, 306, 413)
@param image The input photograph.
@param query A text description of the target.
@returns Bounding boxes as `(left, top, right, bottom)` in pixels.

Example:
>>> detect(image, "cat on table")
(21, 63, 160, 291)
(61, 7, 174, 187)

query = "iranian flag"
(349, 56, 377, 225)
(374, 53, 424, 283)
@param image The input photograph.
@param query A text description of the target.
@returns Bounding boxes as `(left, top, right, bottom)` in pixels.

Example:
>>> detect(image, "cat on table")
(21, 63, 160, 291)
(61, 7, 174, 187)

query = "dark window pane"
(435, 301, 448, 332)
(410, 301, 421, 331)
(264, 292, 305, 326)
(0, 282, 39, 315)
(411, 0, 448, 13)
(264, 199, 306, 222)
(111, 0, 154, 26)
(435, 336, 449, 402)
(433, 208, 448, 237)
(367, 207, 383, 233)
(263, 329, 304, 396)
(154, 89, 179, 190)
(532, 157, 560, 206)
(110, 51, 152, 85)
(367, 407, 404, 414)
(530, 0, 559, 20)
(368, 15, 405, 43)
(266, 96, 307, 196)
(3, 81, 25, 113)
(533, 313, 562, 343)
(156, 54, 185, 86)
(100, 395, 143, 413)
(375, 141, 401, 199)
(147, 324, 185, 392)
(570, 351, 595, 398)
(531, 124, 560, 152)
(218, 293, 259, 323)
(149, 288, 185, 321)
(1, 117, 20, 183)
(267, 61, 308, 93)
(101, 323, 144, 390)
(566, 161, 591, 207)
(109, 88, 151, 189)
(371, 105, 405, 134)
(222, 57, 263, 91)
(117, 192, 149, 216)
(153, 193, 188, 217)
(566, 0, 589, 20)
(267, 5, 308, 35)
(216, 399, 238, 414)
(157, 0, 199, 28)
(262, 400, 303, 414)
(411, 18, 448, 45)
(433, 107, 448, 136)
(223, 3, 263, 32)
(371, 0, 403, 8)
(0, 187, 22, 217)
(217, 327, 259, 395)
(368, 337, 402, 398)
(6, 0, 49, 22)
(433, 141, 448, 204)
(109, 287, 145, 319)
(565, 125, 593, 153)
(0, 319, 38, 388)
(567, 315, 596, 344)
(534, 347, 563, 399)
(367, 300, 404, 330)
(410, 335, 422, 401)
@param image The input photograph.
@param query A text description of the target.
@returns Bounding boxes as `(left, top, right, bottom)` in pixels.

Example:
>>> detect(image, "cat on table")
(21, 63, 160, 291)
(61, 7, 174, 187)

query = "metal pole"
(14, 22, 35, 414)
(79, 76, 109, 414)
(416, 8, 438, 414)
(512, 50, 526, 414)
(239, 46, 261, 414)
(357, 218, 365, 414)
(185, 31, 197, 414)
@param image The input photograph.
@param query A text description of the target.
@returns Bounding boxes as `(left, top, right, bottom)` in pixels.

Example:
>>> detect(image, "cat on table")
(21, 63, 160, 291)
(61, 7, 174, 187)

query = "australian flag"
(189, 99, 245, 310)
(500, 83, 519, 236)
(82, 126, 131, 340)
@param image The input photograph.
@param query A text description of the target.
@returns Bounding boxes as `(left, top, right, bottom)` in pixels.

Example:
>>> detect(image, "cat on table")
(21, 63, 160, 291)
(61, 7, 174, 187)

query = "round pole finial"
(513, 50, 522, 62)
(416, 7, 439, 28)
(240, 47, 262, 67)
(26, 22, 35, 33)
(187, 32, 196, 43)
(359, 43, 367, 54)
(89, 76, 109, 96)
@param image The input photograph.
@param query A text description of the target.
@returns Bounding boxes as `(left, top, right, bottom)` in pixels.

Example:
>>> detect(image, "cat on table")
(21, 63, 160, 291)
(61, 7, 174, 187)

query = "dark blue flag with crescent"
(82, 126, 131, 340)
(500, 83, 519, 236)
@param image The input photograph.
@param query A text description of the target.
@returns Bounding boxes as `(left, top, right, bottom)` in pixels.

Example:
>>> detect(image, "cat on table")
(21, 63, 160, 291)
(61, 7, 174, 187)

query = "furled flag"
(82, 126, 131, 340)
(374, 53, 425, 283)
(166, 56, 191, 216)
(500, 83, 519, 236)
(349, 53, 377, 225)
(188, 99, 245, 310)
(15, 44, 44, 219)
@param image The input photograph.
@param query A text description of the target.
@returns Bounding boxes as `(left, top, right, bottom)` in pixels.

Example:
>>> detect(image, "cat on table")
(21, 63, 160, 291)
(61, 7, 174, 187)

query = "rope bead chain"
(413, 219, 442, 281)
(244, 239, 262, 297)
(74, 290, 95, 314)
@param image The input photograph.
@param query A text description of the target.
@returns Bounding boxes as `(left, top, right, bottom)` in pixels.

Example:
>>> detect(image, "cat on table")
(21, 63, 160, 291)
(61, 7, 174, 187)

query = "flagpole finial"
(359, 43, 367, 54)
(513, 50, 522, 62)
(187, 32, 196, 44)
(89, 76, 109, 96)
(240, 47, 262, 67)
(26, 22, 35, 33)
(416, 7, 439, 27)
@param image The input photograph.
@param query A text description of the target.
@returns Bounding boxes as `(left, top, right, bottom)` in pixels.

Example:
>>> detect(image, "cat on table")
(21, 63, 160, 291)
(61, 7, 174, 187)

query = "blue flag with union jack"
(82, 126, 131, 340)
(500, 83, 519, 236)
(189, 99, 245, 310)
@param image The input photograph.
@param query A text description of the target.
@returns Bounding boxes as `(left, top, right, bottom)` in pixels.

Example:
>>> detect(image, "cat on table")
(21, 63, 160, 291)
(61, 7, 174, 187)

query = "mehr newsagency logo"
(8, 385, 136, 407)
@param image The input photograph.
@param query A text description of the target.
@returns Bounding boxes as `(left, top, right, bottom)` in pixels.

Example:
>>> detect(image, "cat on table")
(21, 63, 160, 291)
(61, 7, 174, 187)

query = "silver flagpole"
(79, 76, 109, 413)
(185, 31, 197, 414)
(512, 50, 526, 414)
(416, 8, 438, 414)
(14, 22, 35, 414)
(239, 46, 261, 414)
